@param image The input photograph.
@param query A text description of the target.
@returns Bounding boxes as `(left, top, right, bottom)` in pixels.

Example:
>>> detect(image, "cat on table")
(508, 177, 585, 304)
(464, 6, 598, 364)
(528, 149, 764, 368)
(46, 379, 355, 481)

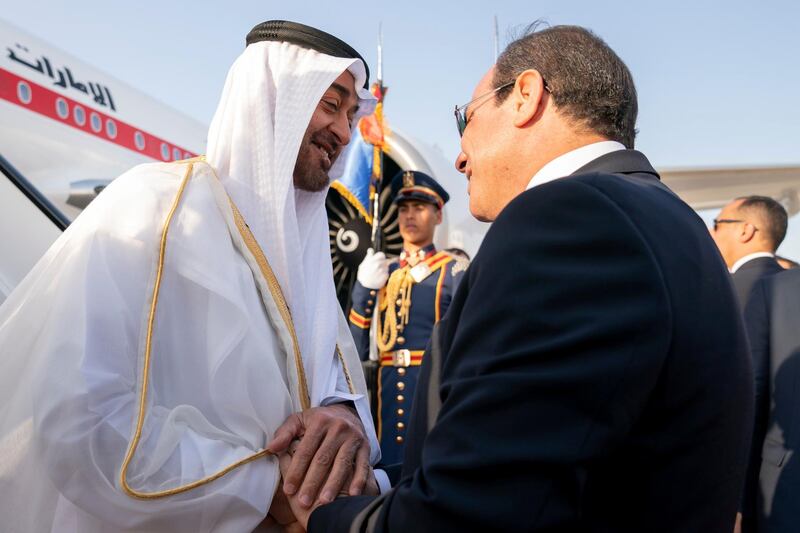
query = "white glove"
(357, 248, 391, 289)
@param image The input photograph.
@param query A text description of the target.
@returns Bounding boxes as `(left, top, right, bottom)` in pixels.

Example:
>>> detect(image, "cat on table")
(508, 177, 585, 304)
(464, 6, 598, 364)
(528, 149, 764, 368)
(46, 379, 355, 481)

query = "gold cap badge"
(403, 171, 415, 188)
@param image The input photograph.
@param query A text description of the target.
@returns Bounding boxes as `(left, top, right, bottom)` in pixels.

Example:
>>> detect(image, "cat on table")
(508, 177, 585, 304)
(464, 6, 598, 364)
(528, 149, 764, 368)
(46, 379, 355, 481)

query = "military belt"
(380, 349, 424, 367)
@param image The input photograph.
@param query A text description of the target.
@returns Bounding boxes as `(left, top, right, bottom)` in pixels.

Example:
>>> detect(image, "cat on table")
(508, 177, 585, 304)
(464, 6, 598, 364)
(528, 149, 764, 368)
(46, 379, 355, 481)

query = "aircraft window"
(106, 119, 117, 139)
(73, 106, 86, 126)
(17, 81, 32, 104)
(160, 143, 170, 161)
(90, 113, 102, 133)
(134, 131, 146, 150)
(172, 147, 182, 161)
(55, 98, 69, 119)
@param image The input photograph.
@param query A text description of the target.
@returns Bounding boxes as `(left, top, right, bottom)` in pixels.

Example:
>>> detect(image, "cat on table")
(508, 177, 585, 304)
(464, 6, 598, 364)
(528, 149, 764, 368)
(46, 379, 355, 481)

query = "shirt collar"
(526, 141, 626, 191)
(399, 244, 436, 267)
(730, 252, 775, 273)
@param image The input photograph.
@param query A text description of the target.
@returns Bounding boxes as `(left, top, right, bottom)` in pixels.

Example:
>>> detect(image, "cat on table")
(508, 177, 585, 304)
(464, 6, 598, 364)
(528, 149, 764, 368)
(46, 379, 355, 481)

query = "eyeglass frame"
(453, 76, 552, 137)
(712, 218, 758, 232)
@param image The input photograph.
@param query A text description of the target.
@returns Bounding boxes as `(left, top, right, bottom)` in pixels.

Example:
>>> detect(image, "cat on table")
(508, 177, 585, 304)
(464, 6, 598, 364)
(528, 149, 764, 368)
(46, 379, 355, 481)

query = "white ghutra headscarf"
(207, 40, 375, 406)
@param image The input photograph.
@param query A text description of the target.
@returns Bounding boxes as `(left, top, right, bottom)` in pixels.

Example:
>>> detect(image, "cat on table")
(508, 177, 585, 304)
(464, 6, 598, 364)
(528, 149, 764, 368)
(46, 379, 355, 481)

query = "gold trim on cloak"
(120, 159, 355, 499)
(228, 197, 312, 411)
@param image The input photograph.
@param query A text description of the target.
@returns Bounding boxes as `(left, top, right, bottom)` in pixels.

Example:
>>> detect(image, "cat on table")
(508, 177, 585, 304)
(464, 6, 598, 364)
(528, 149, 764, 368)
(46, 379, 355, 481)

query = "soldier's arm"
(348, 281, 378, 360)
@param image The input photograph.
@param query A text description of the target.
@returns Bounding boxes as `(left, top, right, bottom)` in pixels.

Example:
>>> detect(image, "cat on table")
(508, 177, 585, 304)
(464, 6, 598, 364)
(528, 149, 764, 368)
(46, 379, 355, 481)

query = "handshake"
(261, 403, 380, 532)
(259, 249, 391, 531)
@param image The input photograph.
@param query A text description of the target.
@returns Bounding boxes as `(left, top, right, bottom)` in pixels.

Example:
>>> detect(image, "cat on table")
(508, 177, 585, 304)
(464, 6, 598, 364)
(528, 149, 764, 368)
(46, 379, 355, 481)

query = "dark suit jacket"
(311, 150, 754, 532)
(743, 268, 800, 533)
(732, 256, 783, 311)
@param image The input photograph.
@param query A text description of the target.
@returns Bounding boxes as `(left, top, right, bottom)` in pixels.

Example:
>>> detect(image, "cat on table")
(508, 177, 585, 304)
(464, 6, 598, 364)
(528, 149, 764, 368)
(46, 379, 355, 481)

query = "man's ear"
(435, 206, 443, 225)
(740, 222, 758, 243)
(512, 69, 548, 129)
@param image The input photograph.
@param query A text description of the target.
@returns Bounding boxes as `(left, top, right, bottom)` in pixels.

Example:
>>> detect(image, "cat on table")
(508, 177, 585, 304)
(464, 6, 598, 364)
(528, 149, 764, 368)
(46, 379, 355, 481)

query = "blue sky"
(4, 0, 800, 255)
(3, 0, 798, 171)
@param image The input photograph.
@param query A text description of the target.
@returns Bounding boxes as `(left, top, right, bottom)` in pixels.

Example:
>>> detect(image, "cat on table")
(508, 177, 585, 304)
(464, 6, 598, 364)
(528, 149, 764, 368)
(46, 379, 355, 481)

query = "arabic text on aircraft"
(6, 43, 116, 112)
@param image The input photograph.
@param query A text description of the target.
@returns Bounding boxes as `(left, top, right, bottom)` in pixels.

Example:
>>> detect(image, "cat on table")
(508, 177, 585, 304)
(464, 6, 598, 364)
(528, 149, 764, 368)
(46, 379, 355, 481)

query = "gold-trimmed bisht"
(119, 158, 356, 499)
(227, 198, 312, 412)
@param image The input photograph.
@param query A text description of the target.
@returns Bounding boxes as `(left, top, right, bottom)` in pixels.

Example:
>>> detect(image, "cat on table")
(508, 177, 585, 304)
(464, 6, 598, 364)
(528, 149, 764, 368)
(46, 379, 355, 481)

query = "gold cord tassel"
(376, 266, 414, 352)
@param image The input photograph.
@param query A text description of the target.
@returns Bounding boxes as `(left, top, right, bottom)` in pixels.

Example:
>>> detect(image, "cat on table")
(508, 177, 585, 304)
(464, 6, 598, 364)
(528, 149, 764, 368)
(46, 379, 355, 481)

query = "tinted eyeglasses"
(454, 78, 551, 137)
(713, 218, 751, 232)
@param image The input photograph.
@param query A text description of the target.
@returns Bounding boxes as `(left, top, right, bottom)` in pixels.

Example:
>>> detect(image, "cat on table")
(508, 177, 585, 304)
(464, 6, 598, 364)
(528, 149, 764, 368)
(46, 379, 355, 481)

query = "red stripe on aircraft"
(0, 67, 197, 161)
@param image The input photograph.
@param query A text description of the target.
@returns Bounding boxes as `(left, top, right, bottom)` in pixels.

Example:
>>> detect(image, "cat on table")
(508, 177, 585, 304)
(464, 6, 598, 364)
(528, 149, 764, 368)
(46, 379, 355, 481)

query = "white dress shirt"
(730, 252, 775, 273)
(526, 141, 626, 190)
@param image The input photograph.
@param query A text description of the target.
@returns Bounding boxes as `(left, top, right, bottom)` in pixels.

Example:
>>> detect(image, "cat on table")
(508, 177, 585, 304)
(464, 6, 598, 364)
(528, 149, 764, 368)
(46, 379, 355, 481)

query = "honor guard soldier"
(348, 170, 468, 463)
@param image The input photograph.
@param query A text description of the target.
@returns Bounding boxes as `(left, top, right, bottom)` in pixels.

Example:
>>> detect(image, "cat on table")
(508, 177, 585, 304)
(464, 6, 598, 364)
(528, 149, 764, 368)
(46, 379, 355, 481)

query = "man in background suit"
(711, 195, 787, 310)
(742, 268, 800, 532)
(280, 24, 754, 532)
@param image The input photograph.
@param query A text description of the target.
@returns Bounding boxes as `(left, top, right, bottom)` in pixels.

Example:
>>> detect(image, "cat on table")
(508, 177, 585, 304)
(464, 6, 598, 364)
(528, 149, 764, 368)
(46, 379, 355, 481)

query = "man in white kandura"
(0, 20, 380, 532)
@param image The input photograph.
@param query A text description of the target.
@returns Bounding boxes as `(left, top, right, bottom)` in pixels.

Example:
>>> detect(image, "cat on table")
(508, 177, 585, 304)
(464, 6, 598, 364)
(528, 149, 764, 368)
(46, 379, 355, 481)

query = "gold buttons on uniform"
(370, 290, 376, 296)
(397, 336, 406, 345)
(396, 422, 405, 430)
(397, 368, 406, 376)
(396, 299, 403, 307)
(396, 436, 404, 444)
(397, 408, 405, 416)
(367, 300, 374, 305)
(396, 394, 404, 402)
(397, 381, 405, 391)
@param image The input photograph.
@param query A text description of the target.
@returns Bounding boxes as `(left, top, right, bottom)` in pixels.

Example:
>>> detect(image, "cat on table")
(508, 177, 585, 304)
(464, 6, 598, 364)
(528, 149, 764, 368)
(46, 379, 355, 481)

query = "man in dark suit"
(711, 196, 787, 310)
(742, 268, 800, 533)
(278, 24, 754, 532)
